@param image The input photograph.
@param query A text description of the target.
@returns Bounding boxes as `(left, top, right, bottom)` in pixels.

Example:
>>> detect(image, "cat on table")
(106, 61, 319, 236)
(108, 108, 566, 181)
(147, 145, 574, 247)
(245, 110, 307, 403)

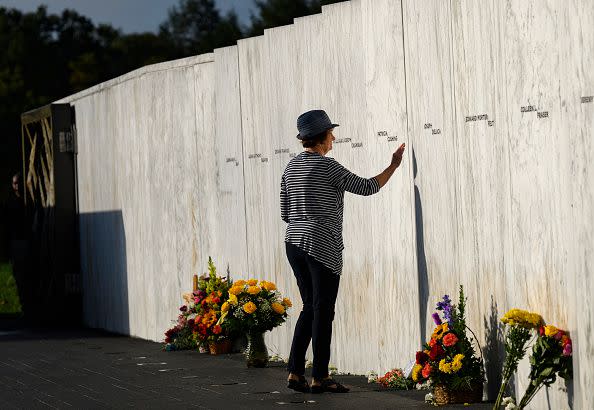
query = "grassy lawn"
(0, 262, 21, 314)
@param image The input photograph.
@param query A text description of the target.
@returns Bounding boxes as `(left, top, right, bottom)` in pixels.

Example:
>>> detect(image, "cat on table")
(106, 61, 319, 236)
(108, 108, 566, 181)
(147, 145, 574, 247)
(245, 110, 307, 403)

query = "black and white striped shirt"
(280, 151, 380, 275)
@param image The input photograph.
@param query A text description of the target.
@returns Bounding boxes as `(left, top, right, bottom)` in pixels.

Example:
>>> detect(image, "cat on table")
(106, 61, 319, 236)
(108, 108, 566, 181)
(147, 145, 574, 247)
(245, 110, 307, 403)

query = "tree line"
(0, 0, 343, 259)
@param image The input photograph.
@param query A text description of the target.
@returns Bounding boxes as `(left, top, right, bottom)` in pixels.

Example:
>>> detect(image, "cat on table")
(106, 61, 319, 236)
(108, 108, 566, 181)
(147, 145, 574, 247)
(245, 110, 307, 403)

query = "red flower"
(538, 326, 545, 336)
(442, 333, 459, 347)
(421, 363, 432, 379)
(428, 338, 437, 347)
(416, 351, 429, 365)
(213, 325, 222, 335)
(429, 344, 445, 360)
(554, 330, 565, 341)
(198, 324, 208, 335)
(180, 305, 187, 312)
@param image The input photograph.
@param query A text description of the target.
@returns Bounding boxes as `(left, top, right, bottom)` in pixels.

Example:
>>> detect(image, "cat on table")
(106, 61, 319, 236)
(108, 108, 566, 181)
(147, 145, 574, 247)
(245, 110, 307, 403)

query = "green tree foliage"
(159, 0, 242, 56)
(248, 0, 344, 36)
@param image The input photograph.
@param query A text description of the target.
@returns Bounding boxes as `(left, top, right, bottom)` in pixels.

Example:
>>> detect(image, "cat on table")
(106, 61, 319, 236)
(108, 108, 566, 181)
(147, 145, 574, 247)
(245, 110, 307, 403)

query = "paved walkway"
(0, 323, 493, 409)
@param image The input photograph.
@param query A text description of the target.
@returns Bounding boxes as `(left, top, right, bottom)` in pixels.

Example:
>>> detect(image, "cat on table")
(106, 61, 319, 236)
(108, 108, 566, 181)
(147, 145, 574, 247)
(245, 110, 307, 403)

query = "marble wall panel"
(237, 35, 274, 280)
(500, 2, 574, 407)
(401, 0, 459, 344)
(211, 46, 249, 278)
(361, 0, 419, 374)
(561, 0, 594, 408)
(449, 0, 510, 399)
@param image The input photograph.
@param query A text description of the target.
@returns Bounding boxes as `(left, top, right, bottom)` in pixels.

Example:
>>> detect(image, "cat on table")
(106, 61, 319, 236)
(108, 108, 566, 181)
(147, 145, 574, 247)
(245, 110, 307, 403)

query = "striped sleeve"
(280, 174, 289, 222)
(326, 158, 380, 196)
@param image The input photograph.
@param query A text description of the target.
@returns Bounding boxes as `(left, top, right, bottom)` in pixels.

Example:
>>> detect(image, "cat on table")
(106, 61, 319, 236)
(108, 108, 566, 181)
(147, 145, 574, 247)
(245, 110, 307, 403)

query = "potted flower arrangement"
(191, 257, 233, 354)
(163, 257, 233, 354)
(411, 286, 484, 405)
(218, 278, 292, 367)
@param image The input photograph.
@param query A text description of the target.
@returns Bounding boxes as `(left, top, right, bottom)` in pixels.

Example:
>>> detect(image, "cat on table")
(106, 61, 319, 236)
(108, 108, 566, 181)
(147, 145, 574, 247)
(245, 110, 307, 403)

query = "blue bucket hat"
(296, 110, 339, 140)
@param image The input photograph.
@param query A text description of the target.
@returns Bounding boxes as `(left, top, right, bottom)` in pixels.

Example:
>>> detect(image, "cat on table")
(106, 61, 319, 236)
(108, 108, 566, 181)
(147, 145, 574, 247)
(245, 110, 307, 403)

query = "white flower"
(367, 371, 378, 383)
(502, 397, 515, 405)
(503, 397, 518, 410)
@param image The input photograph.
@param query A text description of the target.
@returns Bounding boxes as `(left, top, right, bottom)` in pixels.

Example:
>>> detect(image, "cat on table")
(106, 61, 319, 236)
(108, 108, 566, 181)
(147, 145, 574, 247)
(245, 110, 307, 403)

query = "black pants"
(285, 242, 340, 379)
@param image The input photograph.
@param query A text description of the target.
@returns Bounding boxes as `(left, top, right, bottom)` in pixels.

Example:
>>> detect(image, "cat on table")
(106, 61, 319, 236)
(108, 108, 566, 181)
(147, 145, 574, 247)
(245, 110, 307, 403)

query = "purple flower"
(432, 312, 442, 325)
(436, 295, 453, 323)
(180, 305, 187, 312)
(563, 343, 572, 357)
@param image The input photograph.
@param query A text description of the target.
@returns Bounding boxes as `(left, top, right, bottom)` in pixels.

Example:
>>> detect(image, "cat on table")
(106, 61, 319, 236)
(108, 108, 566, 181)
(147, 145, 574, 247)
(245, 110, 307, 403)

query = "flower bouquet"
(219, 278, 292, 367)
(493, 309, 543, 409)
(163, 257, 232, 354)
(516, 325, 572, 408)
(164, 304, 198, 351)
(191, 258, 233, 353)
(412, 286, 484, 405)
(375, 368, 415, 390)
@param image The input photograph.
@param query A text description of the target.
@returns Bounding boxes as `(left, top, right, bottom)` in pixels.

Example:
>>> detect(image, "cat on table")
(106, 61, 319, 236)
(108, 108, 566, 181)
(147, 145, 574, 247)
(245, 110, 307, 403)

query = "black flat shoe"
(287, 375, 310, 393)
(310, 378, 350, 394)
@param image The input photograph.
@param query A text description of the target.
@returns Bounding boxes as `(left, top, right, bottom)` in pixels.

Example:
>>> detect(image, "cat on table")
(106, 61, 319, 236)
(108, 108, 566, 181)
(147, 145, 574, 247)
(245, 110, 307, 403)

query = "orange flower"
(443, 333, 459, 347)
(421, 362, 432, 379)
(243, 302, 257, 314)
(282, 298, 292, 308)
(271, 302, 285, 314)
(247, 279, 258, 286)
(260, 281, 277, 291)
(247, 285, 261, 295)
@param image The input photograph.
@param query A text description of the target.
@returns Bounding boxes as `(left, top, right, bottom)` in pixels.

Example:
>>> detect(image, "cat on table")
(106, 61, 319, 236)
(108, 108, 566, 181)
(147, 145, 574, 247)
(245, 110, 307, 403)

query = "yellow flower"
(260, 281, 277, 291)
(243, 301, 257, 314)
(247, 279, 258, 286)
(247, 285, 261, 295)
(501, 309, 543, 329)
(228, 294, 238, 305)
(234, 280, 246, 287)
(432, 323, 449, 340)
(282, 298, 292, 308)
(451, 354, 464, 372)
(271, 302, 285, 314)
(439, 359, 452, 373)
(438, 354, 464, 374)
(221, 302, 230, 312)
(228, 286, 243, 296)
(544, 325, 559, 337)
(412, 364, 423, 381)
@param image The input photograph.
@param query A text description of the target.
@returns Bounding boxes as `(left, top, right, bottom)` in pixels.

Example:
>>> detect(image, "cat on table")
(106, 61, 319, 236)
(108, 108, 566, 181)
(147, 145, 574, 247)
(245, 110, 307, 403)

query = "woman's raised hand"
(391, 143, 406, 169)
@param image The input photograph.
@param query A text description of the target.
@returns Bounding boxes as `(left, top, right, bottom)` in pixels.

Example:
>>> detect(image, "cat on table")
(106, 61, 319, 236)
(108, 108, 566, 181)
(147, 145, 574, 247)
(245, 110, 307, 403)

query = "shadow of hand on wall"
(413, 148, 429, 346)
(483, 295, 505, 401)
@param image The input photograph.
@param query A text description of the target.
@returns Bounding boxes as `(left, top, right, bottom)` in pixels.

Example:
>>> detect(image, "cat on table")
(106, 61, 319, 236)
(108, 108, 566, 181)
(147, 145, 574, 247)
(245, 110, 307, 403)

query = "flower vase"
(245, 332, 268, 368)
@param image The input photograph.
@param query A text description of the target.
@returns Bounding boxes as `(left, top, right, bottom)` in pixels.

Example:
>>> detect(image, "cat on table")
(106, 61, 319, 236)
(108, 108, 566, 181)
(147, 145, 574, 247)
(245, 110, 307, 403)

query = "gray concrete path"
(0, 324, 493, 409)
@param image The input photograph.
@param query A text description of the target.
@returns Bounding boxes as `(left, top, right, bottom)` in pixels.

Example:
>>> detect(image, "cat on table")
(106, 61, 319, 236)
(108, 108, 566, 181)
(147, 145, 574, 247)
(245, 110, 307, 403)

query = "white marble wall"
(59, 0, 592, 408)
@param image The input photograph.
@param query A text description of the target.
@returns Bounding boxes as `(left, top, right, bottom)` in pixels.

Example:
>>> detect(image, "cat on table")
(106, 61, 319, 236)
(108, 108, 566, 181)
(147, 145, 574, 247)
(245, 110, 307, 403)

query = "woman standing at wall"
(281, 110, 405, 393)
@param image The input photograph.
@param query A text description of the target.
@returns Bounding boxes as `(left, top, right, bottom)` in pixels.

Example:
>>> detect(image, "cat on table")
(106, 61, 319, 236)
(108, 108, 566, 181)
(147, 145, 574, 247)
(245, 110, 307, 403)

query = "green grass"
(0, 262, 22, 314)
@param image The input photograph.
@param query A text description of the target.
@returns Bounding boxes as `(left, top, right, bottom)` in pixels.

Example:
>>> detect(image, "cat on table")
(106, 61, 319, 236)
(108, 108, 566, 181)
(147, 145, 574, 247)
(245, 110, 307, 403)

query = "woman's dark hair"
(301, 129, 329, 148)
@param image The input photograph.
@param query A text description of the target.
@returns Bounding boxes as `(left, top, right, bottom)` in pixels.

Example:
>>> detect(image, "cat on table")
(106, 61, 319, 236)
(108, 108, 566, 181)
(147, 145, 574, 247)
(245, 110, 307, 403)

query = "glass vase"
(245, 331, 268, 368)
